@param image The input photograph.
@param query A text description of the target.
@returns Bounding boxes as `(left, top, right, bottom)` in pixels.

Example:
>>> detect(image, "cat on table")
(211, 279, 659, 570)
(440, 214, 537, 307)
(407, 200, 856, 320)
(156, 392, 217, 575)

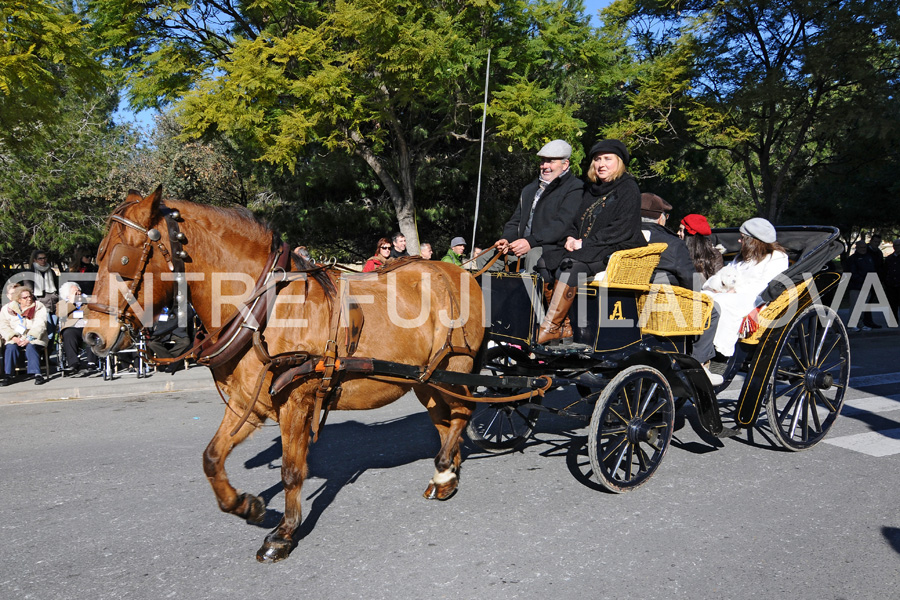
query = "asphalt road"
(2, 331, 899, 600)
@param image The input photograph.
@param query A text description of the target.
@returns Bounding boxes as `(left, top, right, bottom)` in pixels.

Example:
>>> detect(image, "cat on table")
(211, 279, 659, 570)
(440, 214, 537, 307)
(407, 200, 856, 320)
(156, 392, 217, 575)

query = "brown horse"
(83, 187, 484, 562)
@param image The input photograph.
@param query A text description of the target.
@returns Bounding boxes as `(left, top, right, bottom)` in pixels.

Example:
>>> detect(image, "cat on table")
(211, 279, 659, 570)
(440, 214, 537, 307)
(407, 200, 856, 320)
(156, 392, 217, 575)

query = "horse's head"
(84, 186, 187, 357)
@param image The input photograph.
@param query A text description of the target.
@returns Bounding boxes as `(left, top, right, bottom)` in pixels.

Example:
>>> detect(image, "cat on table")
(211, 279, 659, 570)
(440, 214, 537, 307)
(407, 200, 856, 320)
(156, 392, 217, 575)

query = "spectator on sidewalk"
(441, 237, 466, 266)
(56, 282, 89, 376)
(0, 286, 49, 385)
(147, 303, 193, 374)
(363, 238, 392, 272)
(419, 243, 433, 260)
(884, 239, 900, 327)
(846, 240, 882, 331)
(389, 233, 409, 259)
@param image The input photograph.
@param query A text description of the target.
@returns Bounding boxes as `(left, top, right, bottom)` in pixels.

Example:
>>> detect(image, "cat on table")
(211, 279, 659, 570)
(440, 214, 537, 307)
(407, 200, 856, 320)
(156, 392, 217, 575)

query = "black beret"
(589, 139, 630, 164)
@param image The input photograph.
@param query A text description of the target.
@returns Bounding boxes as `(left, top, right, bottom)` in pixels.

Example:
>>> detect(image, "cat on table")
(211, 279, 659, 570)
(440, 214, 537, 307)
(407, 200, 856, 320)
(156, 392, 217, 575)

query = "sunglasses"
(380, 245, 391, 250)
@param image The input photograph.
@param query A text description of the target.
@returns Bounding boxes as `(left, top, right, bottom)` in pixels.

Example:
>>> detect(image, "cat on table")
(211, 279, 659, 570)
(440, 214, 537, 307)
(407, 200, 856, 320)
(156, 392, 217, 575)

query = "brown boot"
(543, 282, 573, 338)
(537, 283, 577, 344)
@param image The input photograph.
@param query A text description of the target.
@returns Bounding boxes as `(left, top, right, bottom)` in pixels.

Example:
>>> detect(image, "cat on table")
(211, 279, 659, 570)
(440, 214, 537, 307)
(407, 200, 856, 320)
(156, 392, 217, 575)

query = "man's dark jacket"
(501, 170, 583, 271)
(641, 221, 702, 290)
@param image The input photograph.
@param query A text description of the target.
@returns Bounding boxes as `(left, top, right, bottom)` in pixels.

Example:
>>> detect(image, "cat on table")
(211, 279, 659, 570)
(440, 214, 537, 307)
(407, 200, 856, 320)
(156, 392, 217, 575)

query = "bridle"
(88, 201, 189, 344)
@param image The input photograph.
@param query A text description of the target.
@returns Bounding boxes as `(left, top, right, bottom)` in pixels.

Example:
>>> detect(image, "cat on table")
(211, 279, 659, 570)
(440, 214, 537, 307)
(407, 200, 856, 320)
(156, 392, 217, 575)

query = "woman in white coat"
(702, 218, 789, 357)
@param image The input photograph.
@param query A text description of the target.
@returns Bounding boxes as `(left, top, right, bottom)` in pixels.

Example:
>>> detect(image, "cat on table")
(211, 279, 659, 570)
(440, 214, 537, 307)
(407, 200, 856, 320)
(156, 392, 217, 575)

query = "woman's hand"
(565, 236, 583, 252)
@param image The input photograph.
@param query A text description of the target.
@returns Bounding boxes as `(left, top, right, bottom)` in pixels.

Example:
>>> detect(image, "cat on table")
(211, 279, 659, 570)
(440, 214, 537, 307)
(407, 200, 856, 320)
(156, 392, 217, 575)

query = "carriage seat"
(587, 243, 713, 336)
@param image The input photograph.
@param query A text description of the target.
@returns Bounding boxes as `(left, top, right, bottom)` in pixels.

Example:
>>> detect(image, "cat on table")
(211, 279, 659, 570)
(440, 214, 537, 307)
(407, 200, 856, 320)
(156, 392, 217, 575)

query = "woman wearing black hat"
(538, 139, 647, 344)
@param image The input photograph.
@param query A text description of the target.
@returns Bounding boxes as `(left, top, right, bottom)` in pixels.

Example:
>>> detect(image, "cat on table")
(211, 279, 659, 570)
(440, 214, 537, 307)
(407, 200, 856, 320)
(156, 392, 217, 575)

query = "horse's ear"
(130, 185, 164, 227)
(125, 189, 143, 203)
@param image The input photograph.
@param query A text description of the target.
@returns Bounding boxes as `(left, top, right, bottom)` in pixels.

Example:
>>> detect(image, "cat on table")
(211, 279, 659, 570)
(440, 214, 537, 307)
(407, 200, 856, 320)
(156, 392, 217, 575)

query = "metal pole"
(470, 48, 491, 257)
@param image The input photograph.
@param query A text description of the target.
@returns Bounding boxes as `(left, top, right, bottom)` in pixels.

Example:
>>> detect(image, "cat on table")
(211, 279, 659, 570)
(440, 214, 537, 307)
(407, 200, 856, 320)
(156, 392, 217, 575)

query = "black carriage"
(468, 225, 849, 492)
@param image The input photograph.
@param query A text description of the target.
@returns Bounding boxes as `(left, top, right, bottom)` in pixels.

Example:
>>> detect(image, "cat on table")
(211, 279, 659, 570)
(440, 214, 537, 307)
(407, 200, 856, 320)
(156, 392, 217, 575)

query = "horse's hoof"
(237, 493, 266, 524)
(423, 475, 458, 501)
(256, 537, 293, 563)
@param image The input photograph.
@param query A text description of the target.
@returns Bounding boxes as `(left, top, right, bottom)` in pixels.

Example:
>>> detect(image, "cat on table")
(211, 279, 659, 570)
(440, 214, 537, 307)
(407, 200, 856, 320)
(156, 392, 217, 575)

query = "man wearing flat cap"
(639, 193, 700, 290)
(495, 139, 583, 276)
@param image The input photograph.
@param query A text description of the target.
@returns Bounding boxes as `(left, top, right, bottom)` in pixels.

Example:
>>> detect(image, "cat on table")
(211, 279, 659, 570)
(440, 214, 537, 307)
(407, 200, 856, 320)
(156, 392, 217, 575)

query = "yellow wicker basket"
(637, 284, 713, 336)
(601, 243, 668, 289)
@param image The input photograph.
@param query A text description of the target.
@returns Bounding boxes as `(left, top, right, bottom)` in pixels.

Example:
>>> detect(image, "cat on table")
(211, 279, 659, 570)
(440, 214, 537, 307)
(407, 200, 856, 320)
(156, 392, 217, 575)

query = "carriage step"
(532, 343, 594, 357)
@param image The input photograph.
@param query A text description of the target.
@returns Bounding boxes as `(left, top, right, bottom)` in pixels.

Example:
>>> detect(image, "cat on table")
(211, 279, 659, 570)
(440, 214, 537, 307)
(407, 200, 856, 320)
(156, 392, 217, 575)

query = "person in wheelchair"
(702, 217, 789, 357)
(57, 282, 89, 376)
(538, 139, 646, 344)
(146, 301, 193, 373)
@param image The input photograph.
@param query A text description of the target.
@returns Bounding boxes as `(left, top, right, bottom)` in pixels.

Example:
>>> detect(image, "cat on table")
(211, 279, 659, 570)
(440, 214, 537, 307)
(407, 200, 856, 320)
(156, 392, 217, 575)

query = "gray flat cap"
(536, 139, 572, 159)
(740, 217, 777, 244)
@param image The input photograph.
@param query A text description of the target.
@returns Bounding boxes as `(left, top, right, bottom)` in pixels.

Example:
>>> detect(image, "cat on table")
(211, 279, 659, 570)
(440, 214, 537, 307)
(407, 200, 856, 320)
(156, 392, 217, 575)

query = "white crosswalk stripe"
(824, 428, 900, 457)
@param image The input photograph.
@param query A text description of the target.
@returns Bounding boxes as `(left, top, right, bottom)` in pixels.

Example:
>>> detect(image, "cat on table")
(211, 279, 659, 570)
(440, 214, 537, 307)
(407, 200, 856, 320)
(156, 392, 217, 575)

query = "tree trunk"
(350, 130, 420, 254)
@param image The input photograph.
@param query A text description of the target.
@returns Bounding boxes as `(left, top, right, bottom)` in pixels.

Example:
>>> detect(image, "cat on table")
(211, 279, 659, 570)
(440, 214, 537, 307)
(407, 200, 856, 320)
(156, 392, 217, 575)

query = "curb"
(0, 367, 215, 406)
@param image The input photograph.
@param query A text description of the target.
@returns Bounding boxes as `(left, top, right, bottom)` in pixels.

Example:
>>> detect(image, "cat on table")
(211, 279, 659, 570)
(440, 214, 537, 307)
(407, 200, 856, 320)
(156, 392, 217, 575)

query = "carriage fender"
(735, 271, 841, 426)
(619, 350, 730, 437)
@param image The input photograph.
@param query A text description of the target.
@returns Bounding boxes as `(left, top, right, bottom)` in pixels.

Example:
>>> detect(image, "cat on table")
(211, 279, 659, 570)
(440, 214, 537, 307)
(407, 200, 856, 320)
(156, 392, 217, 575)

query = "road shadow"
(240, 412, 440, 537)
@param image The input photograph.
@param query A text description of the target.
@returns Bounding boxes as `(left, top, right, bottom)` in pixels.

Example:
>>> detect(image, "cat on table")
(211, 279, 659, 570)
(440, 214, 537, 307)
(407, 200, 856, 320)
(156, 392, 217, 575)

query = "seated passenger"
(702, 218, 789, 357)
(640, 194, 722, 385)
(1, 286, 49, 385)
(639, 193, 699, 289)
(57, 282, 89, 376)
(679, 214, 724, 279)
(495, 139, 583, 277)
(147, 302, 193, 374)
(539, 139, 646, 344)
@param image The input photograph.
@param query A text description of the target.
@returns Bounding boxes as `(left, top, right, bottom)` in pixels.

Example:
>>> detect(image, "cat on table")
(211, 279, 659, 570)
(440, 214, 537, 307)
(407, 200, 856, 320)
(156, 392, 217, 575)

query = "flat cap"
(740, 217, 777, 244)
(536, 139, 572, 159)
(640, 193, 673, 219)
(681, 214, 712, 236)
(589, 139, 629, 164)
(450, 236, 467, 247)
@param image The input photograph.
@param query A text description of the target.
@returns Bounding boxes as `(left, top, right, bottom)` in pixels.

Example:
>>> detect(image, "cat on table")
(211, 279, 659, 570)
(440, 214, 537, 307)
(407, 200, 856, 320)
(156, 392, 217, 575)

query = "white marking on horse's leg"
(431, 468, 457, 485)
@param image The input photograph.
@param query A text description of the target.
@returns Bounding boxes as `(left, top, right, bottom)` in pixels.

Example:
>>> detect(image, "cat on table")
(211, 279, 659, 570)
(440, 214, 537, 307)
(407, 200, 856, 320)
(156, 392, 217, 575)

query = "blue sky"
(114, 0, 615, 130)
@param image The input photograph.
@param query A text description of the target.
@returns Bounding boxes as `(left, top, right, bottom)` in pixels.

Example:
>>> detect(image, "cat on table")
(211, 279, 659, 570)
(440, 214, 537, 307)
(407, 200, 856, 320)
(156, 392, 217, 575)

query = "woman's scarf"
(18, 301, 36, 321)
(33, 262, 57, 297)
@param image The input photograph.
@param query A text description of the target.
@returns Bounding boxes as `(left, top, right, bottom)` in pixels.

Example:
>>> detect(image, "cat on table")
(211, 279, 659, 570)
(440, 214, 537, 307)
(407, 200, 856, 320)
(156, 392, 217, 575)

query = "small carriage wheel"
(764, 304, 849, 451)
(465, 345, 541, 453)
(588, 365, 675, 493)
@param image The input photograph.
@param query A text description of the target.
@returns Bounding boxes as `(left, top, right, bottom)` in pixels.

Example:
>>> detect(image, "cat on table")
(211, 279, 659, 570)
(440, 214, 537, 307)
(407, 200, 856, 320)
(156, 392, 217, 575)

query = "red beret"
(681, 214, 712, 236)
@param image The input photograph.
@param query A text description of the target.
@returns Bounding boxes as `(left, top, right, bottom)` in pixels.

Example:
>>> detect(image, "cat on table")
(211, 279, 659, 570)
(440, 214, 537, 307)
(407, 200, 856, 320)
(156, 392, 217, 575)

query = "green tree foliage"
(0, 0, 104, 146)
(602, 0, 900, 225)
(0, 90, 140, 264)
(89, 0, 616, 252)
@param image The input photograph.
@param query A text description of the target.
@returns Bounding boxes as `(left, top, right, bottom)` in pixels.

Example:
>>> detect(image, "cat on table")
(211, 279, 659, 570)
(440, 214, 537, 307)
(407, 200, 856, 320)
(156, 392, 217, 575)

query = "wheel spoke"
(635, 443, 650, 472)
(812, 388, 837, 414)
(815, 337, 841, 369)
(639, 382, 659, 414)
(808, 391, 824, 432)
(601, 434, 627, 462)
(642, 398, 668, 420)
(788, 390, 806, 439)
(797, 322, 811, 367)
(813, 317, 834, 364)
(776, 386, 804, 425)
(773, 378, 804, 400)
(623, 443, 634, 481)
(807, 316, 819, 364)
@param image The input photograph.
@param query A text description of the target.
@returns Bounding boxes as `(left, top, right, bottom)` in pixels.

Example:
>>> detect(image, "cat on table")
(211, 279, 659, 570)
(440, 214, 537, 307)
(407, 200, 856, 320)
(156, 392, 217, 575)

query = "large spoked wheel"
(588, 365, 675, 493)
(465, 345, 541, 453)
(765, 304, 850, 451)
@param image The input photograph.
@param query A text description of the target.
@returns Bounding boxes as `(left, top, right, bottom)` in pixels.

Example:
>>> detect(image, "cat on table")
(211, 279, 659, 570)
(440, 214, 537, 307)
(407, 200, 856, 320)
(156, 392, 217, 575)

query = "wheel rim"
(588, 365, 675, 492)
(766, 305, 849, 450)
(465, 345, 540, 452)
